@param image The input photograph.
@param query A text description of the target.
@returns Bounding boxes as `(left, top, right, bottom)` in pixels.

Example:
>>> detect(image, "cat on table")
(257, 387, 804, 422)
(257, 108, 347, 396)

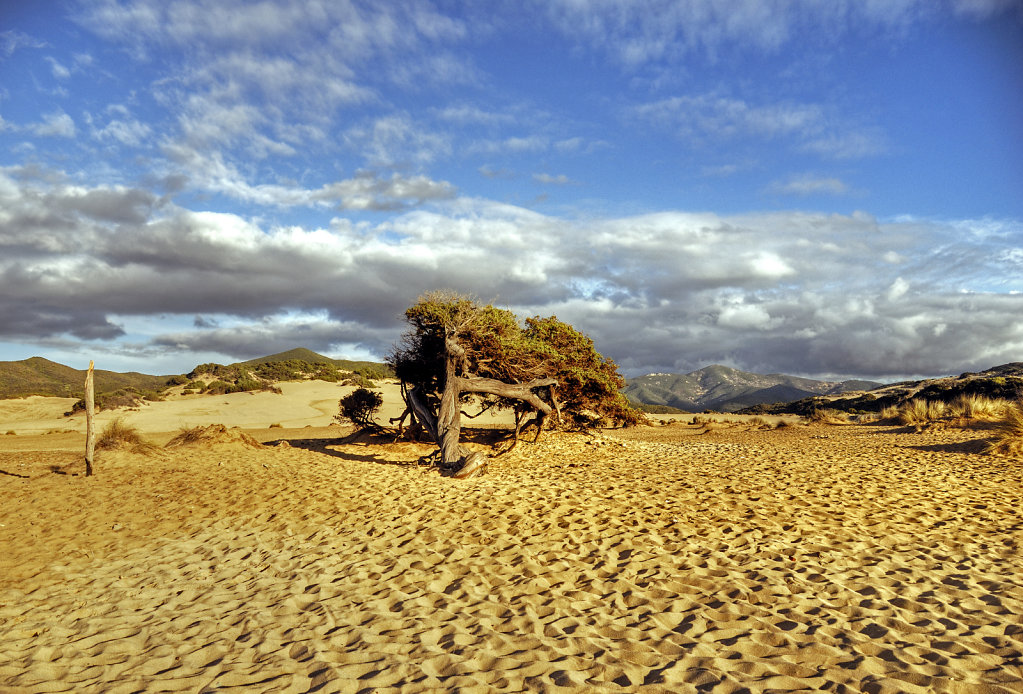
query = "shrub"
(802, 408, 849, 425)
(96, 419, 147, 451)
(5, 430, 15, 436)
(336, 388, 384, 429)
(269, 422, 282, 429)
(203, 380, 234, 395)
(340, 374, 376, 388)
(986, 401, 1023, 456)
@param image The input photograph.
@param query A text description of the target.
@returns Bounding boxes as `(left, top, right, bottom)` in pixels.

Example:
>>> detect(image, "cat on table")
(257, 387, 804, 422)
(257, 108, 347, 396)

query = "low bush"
(96, 418, 150, 451)
(802, 408, 849, 425)
(336, 388, 384, 429)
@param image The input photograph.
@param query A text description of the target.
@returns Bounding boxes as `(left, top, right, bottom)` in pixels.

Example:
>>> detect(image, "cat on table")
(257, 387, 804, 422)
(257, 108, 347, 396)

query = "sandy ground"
(0, 381, 513, 436)
(1, 391, 1022, 692)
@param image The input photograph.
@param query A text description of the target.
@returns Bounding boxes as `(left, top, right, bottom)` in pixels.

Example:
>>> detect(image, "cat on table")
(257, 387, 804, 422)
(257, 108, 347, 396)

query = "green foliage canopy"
(390, 294, 638, 427)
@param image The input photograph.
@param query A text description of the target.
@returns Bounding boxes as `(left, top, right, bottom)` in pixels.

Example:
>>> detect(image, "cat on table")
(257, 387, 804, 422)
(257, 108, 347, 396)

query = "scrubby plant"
(802, 408, 849, 425)
(96, 418, 148, 451)
(986, 400, 1023, 456)
(5, 430, 15, 436)
(878, 404, 901, 422)
(340, 373, 376, 388)
(336, 388, 384, 430)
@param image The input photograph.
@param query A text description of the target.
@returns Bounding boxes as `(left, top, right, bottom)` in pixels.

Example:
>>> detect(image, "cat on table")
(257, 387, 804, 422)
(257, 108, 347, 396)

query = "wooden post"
(85, 360, 95, 477)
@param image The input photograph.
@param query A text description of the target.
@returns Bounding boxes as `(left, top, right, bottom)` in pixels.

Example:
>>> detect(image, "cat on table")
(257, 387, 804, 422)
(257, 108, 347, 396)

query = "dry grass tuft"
(947, 394, 1004, 421)
(897, 399, 941, 426)
(165, 424, 262, 449)
(986, 401, 1023, 457)
(747, 416, 775, 430)
(802, 408, 849, 425)
(96, 418, 156, 453)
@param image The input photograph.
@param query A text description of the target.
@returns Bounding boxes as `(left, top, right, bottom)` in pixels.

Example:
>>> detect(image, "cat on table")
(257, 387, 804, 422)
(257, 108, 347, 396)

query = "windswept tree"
(388, 292, 638, 476)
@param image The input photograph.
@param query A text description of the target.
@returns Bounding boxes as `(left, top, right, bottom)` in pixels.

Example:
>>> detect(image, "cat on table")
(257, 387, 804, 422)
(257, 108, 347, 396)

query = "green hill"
(0, 357, 175, 400)
(240, 347, 335, 365)
(240, 348, 393, 377)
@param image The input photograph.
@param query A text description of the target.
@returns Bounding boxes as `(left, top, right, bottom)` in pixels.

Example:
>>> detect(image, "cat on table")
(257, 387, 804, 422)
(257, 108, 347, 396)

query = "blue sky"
(1, 0, 1021, 380)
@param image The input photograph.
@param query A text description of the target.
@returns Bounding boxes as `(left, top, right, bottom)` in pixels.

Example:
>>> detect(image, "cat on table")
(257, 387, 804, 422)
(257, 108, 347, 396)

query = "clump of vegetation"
(269, 422, 282, 429)
(635, 403, 688, 415)
(5, 430, 15, 436)
(747, 416, 775, 430)
(986, 401, 1023, 456)
(947, 394, 1004, 421)
(388, 292, 638, 473)
(896, 399, 946, 426)
(802, 408, 850, 425)
(336, 388, 384, 430)
(96, 418, 155, 453)
(68, 386, 166, 414)
(340, 373, 377, 388)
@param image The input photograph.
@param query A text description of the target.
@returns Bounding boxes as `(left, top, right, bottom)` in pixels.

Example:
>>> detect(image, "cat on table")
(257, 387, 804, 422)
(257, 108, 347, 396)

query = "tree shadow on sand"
(266, 426, 516, 468)
(901, 439, 990, 455)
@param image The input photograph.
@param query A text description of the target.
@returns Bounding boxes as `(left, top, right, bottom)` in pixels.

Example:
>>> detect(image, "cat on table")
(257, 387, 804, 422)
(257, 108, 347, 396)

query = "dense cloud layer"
(1, 168, 1019, 378)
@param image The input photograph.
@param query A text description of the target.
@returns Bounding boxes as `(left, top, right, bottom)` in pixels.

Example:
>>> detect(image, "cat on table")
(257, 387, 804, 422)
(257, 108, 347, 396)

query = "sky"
(1, 0, 1021, 381)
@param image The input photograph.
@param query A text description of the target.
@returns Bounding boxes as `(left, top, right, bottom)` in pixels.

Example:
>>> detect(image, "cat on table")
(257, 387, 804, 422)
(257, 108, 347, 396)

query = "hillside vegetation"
(0, 349, 393, 414)
(0, 357, 171, 400)
(744, 363, 1023, 416)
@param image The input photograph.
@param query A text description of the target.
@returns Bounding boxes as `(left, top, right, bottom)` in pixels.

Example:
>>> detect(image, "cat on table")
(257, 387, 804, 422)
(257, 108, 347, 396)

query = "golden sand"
(1, 398, 1021, 692)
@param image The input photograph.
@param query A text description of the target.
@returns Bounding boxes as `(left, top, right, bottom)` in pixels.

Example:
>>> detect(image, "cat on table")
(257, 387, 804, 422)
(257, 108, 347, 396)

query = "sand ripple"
(1, 423, 1021, 692)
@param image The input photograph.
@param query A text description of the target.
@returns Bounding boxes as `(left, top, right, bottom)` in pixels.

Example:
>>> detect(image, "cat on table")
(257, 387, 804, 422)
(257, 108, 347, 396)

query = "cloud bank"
(1, 167, 1019, 378)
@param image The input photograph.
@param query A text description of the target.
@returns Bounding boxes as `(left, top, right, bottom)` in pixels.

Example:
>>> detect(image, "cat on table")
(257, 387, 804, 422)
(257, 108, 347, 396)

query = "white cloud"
(94, 118, 152, 147)
(46, 57, 70, 79)
(161, 147, 455, 209)
(344, 115, 452, 167)
(533, 173, 575, 185)
(0, 30, 46, 57)
(31, 111, 77, 138)
(951, 0, 1023, 19)
(768, 175, 851, 196)
(632, 93, 886, 159)
(542, 0, 1004, 68)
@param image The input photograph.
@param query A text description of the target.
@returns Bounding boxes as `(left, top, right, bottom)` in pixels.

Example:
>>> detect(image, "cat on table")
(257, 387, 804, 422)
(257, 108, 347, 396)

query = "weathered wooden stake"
(85, 360, 95, 477)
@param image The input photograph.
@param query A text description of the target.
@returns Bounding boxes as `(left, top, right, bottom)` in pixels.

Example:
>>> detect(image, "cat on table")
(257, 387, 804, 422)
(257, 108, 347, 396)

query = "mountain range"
(623, 365, 882, 413)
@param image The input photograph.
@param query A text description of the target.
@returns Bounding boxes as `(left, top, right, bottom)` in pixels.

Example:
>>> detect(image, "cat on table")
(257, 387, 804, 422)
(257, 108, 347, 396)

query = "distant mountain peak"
(624, 366, 882, 413)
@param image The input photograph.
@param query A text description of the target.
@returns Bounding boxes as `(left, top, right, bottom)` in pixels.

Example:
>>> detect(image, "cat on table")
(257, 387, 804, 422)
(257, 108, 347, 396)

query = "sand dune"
(0, 381, 514, 437)
(1, 395, 1021, 692)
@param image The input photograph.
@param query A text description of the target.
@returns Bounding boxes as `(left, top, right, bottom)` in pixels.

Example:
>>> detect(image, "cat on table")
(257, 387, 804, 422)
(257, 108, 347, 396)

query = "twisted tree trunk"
(410, 333, 558, 474)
